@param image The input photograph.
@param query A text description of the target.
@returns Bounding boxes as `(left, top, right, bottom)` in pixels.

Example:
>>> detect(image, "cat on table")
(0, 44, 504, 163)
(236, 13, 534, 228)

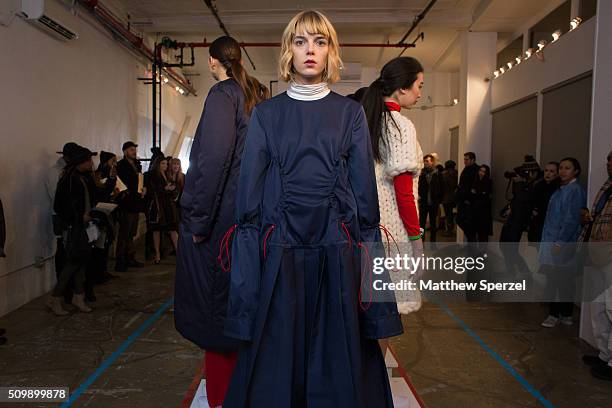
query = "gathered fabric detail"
(262, 224, 276, 259)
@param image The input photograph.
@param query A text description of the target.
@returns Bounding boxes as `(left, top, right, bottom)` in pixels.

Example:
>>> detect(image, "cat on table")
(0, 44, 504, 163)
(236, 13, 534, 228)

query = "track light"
(507, 62, 513, 70)
(570, 17, 582, 30)
(179, 88, 185, 95)
(453, 99, 458, 105)
(537, 39, 547, 51)
(515, 56, 522, 65)
(499, 67, 505, 74)
(494, 70, 500, 78)
(163, 77, 169, 84)
(525, 48, 534, 59)
(552, 29, 562, 42)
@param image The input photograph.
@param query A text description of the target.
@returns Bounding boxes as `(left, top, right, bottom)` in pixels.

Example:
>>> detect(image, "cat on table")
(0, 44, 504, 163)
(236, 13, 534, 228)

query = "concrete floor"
(1, 253, 611, 407)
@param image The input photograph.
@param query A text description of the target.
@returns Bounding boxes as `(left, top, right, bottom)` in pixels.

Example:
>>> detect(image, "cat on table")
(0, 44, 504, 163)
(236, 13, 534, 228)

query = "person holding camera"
(46, 146, 99, 315)
(500, 155, 541, 274)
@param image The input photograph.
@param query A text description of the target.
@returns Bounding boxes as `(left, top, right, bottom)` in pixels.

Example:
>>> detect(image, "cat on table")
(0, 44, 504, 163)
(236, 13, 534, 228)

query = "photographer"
(500, 156, 541, 274)
(46, 146, 98, 315)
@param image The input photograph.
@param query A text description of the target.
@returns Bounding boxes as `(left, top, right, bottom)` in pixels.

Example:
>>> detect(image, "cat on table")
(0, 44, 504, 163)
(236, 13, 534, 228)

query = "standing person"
(418, 154, 444, 242)
(529, 162, 560, 244)
(174, 35, 269, 408)
(441, 160, 458, 236)
(144, 156, 178, 264)
(90, 151, 120, 285)
(46, 143, 81, 303)
(115, 141, 145, 272)
(456, 152, 479, 241)
(361, 55, 425, 319)
(580, 150, 612, 380)
(223, 10, 402, 407)
(471, 164, 493, 244)
(540, 157, 586, 328)
(46, 146, 98, 315)
(166, 157, 185, 222)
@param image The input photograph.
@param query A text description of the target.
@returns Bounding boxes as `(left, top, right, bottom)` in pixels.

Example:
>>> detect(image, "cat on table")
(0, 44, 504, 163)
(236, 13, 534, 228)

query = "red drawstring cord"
(379, 224, 400, 272)
(218, 224, 238, 272)
(357, 242, 373, 311)
(340, 222, 352, 249)
(263, 224, 276, 259)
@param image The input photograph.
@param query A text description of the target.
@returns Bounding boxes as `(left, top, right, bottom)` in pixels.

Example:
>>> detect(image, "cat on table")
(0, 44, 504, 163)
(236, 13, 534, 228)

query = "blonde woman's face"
(291, 32, 329, 84)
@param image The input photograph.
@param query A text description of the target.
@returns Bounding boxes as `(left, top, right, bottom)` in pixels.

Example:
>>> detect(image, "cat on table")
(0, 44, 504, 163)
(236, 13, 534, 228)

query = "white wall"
(491, 17, 596, 110)
(0, 1, 196, 316)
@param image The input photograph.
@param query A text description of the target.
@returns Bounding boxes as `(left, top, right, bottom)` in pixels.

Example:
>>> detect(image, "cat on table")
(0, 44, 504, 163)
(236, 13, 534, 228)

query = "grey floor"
(1, 253, 611, 407)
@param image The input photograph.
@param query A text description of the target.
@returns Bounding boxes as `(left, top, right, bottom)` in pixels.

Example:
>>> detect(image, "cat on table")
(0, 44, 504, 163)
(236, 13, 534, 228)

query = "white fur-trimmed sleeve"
(383, 113, 423, 178)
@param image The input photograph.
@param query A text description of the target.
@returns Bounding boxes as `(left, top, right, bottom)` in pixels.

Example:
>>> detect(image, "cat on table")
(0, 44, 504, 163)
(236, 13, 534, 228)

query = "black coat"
(116, 158, 144, 212)
(54, 170, 97, 228)
(418, 168, 444, 206)
(456, 163, 480, 231)
(174, 78, 249, 352)
(528, 178, 560, 243)
(471, 177, 493, 236)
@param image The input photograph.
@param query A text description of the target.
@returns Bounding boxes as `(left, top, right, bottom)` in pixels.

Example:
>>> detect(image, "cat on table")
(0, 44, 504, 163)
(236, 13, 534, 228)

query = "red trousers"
(205, 351, 237, 408)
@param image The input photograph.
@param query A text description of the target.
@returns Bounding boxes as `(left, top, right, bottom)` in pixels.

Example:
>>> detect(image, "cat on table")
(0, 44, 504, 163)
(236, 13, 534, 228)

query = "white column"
(459, 31, 497, 168)
(580, 0, 612, 348)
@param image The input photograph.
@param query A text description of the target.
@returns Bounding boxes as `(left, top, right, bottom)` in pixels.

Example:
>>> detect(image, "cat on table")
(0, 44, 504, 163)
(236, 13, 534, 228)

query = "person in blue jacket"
(539, 157, 586, 328)
(223, 10, 403, 407)
(174, 36, 269, 408)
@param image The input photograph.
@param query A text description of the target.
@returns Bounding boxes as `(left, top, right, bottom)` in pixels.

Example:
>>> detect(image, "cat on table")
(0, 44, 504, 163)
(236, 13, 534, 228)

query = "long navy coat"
(223, 92, 403, 407)
(175, 78, 247, 352)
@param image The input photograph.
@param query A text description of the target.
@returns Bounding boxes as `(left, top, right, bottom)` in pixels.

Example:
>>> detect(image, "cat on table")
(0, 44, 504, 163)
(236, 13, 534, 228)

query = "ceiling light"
(537, 39, 547, 51)
(179, 88, 185, 95)
(494, 70, 500, 78)
(525, 48, 534, 59)
(499, 67, 505, 74)
(570, 17, 582, 30)
(175, 86, 180, 91)
(163, 77, 169, 84)
(507, 62, 513, 69)
(552, 29, 562, 42)
(452, 99, 458, 105)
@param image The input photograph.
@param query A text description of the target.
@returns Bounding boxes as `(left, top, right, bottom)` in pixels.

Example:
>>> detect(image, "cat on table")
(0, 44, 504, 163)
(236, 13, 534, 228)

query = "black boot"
(115, 257, 127, 272)
(126, 257, 144, 268)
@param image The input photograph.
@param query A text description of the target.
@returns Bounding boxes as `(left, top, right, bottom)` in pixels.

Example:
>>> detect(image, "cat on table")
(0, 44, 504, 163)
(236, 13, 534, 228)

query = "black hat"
(150, 146, 165, 161)
(99, 151, 116, 164)
(122, 141, 138, 151)
(71, 146, 98, 165)
(521, 155, 541, 173)
(56, 142, 80, 159)
(445, 160, 456, 169)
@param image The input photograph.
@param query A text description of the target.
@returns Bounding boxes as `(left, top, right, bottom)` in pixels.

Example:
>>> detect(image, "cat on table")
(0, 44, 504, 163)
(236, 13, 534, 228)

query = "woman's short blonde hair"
(278, 10, 343, 83)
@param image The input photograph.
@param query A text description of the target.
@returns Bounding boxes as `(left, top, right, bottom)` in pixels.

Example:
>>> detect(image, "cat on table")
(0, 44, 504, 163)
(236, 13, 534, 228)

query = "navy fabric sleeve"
(190, 89, 238, 237)
(347, 107, 404, 340)
(224, 107, 270, 341)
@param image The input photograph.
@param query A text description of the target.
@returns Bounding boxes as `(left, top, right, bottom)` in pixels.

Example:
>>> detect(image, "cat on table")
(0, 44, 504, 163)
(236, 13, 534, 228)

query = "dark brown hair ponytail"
(209, 36, 269, 115)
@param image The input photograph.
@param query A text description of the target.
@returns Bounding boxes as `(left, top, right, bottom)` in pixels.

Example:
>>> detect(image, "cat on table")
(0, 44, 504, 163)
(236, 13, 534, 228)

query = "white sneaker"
(560, 316, 573, 326)
(541, 315, 559, 328)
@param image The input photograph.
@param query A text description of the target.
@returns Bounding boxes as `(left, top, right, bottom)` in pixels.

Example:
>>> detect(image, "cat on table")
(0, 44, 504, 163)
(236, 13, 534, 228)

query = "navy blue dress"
(174, 78, 247, 352)
(224, 92, 403, 407)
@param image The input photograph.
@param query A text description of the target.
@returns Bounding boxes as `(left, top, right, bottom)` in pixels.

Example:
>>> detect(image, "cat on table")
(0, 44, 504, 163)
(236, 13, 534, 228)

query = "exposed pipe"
(397, 0, 438, 45)
(204, 0, 257, 70)
(77, 0, 196, 95)
(175, 41, 416, 48)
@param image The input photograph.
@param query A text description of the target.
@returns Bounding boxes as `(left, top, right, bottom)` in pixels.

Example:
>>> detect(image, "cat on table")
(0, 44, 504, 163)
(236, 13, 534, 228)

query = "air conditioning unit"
(18, 0, 78, 41)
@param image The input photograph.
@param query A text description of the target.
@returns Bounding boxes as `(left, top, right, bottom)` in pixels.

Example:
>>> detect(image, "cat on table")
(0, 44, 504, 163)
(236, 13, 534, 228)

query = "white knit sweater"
(374, 111, 424, 314)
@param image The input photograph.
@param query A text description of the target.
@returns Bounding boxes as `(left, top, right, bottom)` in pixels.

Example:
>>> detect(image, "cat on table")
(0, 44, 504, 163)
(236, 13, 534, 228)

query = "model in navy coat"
(223, 91, 404, 407)
(174, 78, 248, 352)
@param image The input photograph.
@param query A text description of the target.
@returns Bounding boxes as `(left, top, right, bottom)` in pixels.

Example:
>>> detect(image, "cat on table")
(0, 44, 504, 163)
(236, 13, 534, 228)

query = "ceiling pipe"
(397, 0, 438, 56)
(175, 41, 416, 48)
(204, 0, 257, 70)
(77, 0, 197, 95)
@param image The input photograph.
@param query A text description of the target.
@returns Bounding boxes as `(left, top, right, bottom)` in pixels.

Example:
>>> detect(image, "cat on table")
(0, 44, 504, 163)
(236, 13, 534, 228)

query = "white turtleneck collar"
(286, 81, 330, 101)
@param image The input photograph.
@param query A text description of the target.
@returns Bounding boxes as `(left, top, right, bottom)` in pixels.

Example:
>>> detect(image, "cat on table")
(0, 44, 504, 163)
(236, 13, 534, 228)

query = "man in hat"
(115, 141, 146, 271)
(47, 146, 98, 315)
(45, 142, 81, 303)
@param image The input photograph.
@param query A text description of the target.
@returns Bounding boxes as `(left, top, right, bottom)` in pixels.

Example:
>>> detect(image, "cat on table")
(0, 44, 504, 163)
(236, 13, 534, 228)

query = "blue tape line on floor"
(439, 303, 556, 408)
(61, 297, 174, 407)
